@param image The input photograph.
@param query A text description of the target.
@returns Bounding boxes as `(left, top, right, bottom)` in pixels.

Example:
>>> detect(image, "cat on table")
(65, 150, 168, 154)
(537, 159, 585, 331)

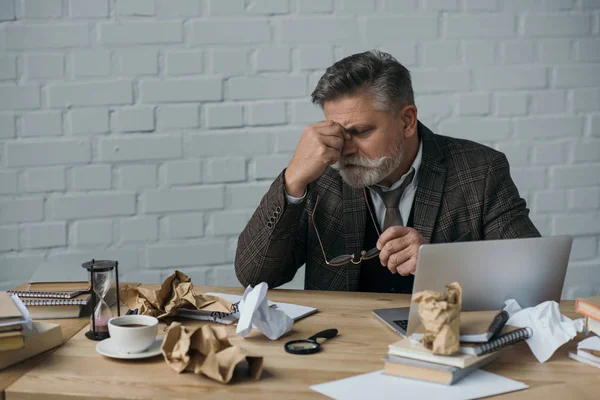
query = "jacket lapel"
(412, 122, 447, 243)
(342, 182, 366, 291)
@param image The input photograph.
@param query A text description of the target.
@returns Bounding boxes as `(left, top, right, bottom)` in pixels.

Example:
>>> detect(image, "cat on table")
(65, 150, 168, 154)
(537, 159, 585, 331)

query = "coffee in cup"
(108, 315, 158, 354)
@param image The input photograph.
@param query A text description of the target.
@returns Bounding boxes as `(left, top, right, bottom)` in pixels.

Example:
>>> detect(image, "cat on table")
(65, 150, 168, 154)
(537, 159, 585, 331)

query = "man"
(235, 50, 540, 293)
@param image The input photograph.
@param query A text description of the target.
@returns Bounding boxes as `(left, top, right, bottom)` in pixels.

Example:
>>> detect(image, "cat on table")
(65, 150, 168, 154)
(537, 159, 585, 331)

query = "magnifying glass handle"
(307, 328, 338, 342)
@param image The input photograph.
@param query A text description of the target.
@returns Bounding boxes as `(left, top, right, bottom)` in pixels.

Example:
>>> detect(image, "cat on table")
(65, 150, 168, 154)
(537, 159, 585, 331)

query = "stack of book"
(383, 310, 532, 385)
(9, 278, 92, 320)
(0, 292, 31, 351)
(570, 295, 600, 369)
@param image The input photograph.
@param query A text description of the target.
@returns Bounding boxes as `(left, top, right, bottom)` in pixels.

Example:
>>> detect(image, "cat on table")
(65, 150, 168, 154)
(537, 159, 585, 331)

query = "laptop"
(372, 235, 573, 337)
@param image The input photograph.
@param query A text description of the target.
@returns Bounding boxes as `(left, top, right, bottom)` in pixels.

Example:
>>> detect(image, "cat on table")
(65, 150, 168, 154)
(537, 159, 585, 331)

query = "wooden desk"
(5, 286, 599, 399)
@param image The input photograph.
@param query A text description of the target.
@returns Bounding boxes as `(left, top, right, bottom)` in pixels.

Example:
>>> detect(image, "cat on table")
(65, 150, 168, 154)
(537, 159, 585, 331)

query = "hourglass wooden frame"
(82, 259, 121, 341)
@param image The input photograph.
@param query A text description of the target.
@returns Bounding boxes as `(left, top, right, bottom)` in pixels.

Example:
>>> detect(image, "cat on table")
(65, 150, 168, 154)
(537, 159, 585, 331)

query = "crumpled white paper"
(503, 299, 585, 363)
(236, 282, 293, 340)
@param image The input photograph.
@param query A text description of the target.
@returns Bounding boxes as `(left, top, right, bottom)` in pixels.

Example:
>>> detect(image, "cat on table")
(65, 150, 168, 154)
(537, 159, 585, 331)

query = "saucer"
(96, 337, 163, 360)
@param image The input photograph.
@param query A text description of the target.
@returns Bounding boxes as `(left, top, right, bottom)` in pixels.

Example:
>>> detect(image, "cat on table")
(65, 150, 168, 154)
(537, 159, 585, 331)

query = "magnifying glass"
(284, 329, 338, 355)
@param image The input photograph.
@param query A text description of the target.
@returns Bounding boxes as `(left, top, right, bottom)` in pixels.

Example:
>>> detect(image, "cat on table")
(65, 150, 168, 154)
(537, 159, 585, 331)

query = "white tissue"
(503, 299, 585, 363)
(236, 282, 293, 340)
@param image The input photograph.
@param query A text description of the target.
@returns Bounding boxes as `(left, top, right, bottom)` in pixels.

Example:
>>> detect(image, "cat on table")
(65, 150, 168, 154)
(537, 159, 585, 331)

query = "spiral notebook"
(9, 284, 89, 299)
(18, 293, 91, 307)
(459, 327, 533, 356)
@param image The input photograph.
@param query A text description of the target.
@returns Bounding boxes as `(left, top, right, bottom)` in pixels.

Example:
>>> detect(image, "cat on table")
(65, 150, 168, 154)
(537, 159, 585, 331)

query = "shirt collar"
(373, 138, 423, 192)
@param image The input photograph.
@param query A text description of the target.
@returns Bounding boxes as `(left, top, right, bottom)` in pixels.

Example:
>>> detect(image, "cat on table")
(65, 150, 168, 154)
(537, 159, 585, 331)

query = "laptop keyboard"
(393, 319, 408, 331)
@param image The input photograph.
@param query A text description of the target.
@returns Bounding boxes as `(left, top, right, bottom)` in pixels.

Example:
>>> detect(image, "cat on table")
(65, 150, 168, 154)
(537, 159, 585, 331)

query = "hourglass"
(82, 259, 121, 341)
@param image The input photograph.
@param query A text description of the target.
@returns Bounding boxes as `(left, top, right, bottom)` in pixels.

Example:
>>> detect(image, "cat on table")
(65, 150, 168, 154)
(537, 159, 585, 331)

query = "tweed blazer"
(235, 121, 541, 291)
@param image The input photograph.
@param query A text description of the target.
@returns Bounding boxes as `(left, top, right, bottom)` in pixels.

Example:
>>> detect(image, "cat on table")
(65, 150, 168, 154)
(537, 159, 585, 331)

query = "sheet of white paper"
(310, 370, 528, 400)
(206, 292, 318, 321)
(503, 299, 585, 363)
(235, 283, 294, 340)
(578, 335, 600, 351)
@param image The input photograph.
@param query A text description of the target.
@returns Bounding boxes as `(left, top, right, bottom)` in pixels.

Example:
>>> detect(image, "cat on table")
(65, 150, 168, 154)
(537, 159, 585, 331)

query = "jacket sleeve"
(482, 153, 541, 240)
(234, 170, 310, 288)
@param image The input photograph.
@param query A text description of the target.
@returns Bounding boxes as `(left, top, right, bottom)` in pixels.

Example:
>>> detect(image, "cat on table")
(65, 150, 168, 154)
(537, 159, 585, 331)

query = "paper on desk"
(412, 282, 462, 355)
(119, 270, 233, 319)
(236, 282, 293, 341)
(161, 321, 263, 383)
(310, 370, 528, 400)
(503, 299, 585, 363)
(578, 335, 600, 351)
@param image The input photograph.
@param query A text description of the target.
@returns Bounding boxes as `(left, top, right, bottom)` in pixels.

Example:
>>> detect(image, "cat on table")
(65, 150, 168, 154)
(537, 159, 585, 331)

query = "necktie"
(371, 169, 416, 231)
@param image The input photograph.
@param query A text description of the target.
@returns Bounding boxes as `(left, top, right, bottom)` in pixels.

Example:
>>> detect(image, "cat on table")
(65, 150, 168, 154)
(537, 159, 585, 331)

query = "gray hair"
(311, 50, 414, 114)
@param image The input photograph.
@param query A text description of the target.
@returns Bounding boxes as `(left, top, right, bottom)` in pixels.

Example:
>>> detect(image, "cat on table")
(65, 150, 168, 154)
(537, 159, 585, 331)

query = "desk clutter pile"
(570, 295, 600, 368)
(377, 285, 600, 388)
(383, 310, 530, 385)
(379, 283, 532, 386)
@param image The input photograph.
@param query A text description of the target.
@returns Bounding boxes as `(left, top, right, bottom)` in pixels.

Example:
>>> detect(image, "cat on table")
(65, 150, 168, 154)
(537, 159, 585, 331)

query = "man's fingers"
(386, 247, 412, 271)
(379, 236, 410, 266)
(376, 226, 412, 250)
(320, 135, 344, 152)
(320, 147, 341, 165)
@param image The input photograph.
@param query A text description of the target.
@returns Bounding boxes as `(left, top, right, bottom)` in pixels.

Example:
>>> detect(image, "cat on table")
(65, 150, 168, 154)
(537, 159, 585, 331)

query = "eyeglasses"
(312, 187, 381, 266)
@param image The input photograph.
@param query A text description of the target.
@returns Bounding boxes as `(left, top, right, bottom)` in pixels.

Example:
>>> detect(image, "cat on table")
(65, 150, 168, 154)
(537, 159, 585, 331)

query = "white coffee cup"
(108, 315, 159, 354)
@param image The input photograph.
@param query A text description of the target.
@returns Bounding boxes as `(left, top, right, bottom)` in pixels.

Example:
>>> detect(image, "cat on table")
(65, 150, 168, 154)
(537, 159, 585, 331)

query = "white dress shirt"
(285, 140, 423, 232)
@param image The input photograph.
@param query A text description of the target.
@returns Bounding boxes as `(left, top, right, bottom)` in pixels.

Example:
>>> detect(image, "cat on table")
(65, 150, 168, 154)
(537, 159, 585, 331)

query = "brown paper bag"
(161, 322, 263, 383)
(119, 270, 233, 319)
(412, 282, 462, 355)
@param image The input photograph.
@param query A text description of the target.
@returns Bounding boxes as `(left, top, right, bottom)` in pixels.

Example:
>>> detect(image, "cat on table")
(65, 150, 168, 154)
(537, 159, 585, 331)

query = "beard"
(331, 138, 404, 188)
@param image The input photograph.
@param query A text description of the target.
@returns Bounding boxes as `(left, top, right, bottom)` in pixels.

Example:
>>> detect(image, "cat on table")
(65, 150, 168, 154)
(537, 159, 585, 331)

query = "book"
(569, 335, 600, 368)
(19, 293, 91, 307)
(458, 327, 532, 356)
(27, 264, 90, 290)
(0, 291, 24, 325)
(0, 321, 63, 371)
(411, 310, 510, 343)
(388, 338, 500, 369)
(575, 296, 600, 321)
(0, 330, 24, 351)
(586, 317, 600, 336)
(569, 352, 600, 369)
(9, 283, 88, 299)
(21, 293, 92, 319)
(0, 294, 32, 333)
(578, 348, 600, 364)
(382, 351, 501, 385)
(0, 324, 22, 333)
(21, 285, 122, 320)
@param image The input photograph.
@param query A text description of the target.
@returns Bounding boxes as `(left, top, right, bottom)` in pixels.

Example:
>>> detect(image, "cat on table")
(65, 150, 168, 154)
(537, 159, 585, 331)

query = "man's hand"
(376, 226, 427, 276)
(284, 121, 346, 197)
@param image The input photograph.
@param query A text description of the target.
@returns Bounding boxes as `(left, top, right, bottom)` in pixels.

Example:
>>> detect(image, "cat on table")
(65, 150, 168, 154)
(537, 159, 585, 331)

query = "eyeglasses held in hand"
(312, 187, 381, 266)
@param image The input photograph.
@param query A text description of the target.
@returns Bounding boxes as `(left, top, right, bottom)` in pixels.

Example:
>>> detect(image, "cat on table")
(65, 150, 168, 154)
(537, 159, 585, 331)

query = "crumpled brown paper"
(119, 270, 233, 319)
(161, 322, 263, 383)
(412, 282, 462, 356)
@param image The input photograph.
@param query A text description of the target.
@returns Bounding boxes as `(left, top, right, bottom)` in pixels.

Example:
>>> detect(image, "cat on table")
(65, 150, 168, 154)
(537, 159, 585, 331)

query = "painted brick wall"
(0, 0, 598, 298)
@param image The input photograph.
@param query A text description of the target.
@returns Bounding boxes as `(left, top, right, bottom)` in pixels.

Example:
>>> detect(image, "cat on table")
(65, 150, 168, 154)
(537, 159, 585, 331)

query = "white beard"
(331, 142, 404, 188)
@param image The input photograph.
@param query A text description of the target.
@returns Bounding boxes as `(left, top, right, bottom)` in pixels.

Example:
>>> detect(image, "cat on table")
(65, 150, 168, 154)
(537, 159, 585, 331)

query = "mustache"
(331, 154, 392, 170)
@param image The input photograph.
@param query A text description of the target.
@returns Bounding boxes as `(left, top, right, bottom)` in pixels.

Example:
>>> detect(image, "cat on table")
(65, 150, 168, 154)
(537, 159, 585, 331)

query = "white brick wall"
(0, 0, 598, 297)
